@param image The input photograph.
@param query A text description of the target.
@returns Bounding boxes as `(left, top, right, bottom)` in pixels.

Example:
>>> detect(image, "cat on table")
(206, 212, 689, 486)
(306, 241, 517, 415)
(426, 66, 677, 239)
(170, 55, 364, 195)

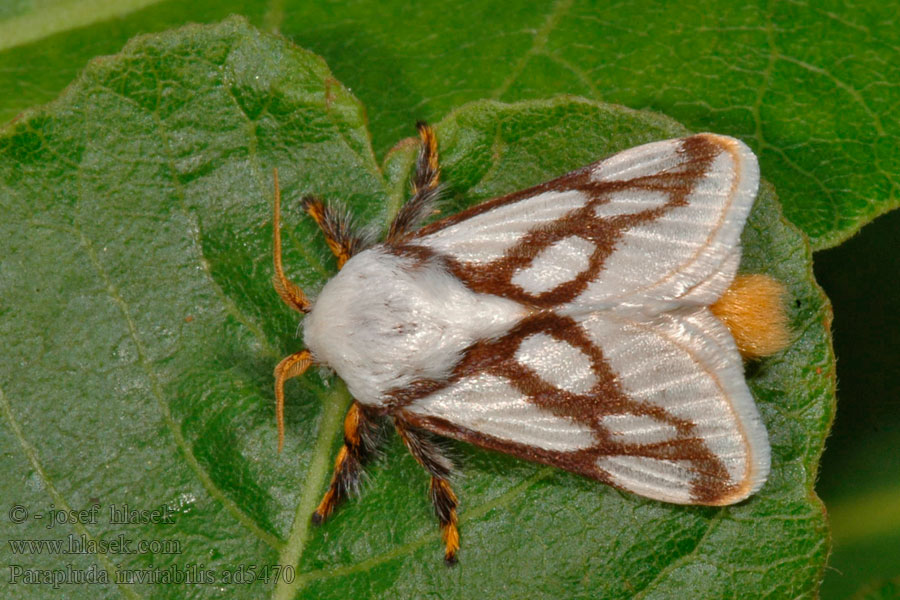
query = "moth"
(271, 123, 789, 564)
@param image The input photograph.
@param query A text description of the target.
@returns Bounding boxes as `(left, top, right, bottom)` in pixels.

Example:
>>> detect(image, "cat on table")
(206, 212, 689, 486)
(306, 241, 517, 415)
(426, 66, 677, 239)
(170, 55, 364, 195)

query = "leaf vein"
(777, 54, 885, 136)
(0, 385, 142, 600)
(293, 467, 556, 586)
(272, 386, 351, 600)
(149, 80, 281, 361)
(491, 0, 574, 100)
(217, 55, 332, 280)
(630, 511, 726, 600)
(75, 225, 283, 551)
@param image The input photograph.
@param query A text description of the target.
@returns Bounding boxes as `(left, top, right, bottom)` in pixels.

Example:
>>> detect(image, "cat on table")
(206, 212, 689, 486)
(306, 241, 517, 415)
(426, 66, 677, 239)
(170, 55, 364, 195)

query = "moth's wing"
(577, 307, 770, 504)
(396, 133, 768, 503)
(406, 134, 758, 311)
(398, 308, 769, 505)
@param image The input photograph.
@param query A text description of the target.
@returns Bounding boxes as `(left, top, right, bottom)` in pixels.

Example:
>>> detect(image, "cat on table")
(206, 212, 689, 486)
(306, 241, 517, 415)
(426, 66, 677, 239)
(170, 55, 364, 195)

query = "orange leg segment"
(300, 197, 356, 269)
(313, 402, 381, 524)
(395, 418, 460, 565)
(413, 120, 441, 195)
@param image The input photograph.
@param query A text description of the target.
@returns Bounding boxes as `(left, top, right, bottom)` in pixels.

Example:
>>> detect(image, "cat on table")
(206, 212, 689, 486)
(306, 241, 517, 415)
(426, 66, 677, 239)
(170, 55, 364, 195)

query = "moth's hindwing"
(392, 134, 768, 505)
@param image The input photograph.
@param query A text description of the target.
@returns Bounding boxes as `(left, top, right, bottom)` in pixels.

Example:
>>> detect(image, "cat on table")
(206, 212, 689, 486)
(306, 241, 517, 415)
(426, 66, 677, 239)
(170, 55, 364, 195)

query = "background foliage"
(0, 1, 897, 598)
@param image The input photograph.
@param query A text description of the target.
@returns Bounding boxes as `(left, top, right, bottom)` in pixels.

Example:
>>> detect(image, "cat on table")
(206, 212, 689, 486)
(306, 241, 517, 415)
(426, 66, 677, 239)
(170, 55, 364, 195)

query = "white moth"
(270, 124, 788, 564)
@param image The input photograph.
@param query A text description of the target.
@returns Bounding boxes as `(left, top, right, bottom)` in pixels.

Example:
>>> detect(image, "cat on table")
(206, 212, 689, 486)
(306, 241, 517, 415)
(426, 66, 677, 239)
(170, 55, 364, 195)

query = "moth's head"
(300, 247, 430, 405)
(301, 257, 363, 370)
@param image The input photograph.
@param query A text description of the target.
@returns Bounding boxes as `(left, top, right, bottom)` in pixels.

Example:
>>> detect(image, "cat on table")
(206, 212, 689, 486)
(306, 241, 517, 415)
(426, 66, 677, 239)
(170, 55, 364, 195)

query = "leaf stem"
(272, 385, 350, 600)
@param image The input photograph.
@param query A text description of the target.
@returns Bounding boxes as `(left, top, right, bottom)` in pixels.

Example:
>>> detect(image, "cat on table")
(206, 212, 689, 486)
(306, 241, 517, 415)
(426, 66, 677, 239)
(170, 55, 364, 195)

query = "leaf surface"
(0, 19, 833, 599)
(2, 1, 899, 248)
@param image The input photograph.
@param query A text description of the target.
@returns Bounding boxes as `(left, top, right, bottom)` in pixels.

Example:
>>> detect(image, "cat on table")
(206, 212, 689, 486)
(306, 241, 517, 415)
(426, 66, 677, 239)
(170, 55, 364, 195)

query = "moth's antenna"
(272, 168, 312, 313)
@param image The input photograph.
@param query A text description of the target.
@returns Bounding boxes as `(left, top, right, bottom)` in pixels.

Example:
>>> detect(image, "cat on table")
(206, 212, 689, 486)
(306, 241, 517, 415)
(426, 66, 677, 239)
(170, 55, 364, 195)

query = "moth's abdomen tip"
(444, 553, 458, 567)
(712, 273, 790, 359)
(311, 511, 324, 526)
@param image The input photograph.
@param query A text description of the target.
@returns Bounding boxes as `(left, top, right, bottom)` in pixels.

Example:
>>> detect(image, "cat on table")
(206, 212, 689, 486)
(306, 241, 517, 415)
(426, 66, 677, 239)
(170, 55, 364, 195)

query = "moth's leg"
(394, 418, 460, 565)
(387, 121, 442, 243)
(274, 350, 314, 452)
(301, 197, 368, 269)
(272, 169, 313, 313)
(313, 402, 382, 524)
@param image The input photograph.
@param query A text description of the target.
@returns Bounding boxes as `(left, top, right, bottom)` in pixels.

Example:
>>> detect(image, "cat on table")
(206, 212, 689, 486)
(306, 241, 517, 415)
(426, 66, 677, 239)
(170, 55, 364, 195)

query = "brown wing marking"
(400, 136, 723, 308)
(389, 312, 735, 504)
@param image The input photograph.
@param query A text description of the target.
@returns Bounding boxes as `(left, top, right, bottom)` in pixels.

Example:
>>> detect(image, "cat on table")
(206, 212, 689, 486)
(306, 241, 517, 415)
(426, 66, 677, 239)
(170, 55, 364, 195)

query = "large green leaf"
(1, 1, 898, 250)
(0, 19, 833, 599)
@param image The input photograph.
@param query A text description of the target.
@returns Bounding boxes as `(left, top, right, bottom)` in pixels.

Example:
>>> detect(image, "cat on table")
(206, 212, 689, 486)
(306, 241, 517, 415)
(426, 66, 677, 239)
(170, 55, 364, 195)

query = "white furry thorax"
(302, 247, 525, 407)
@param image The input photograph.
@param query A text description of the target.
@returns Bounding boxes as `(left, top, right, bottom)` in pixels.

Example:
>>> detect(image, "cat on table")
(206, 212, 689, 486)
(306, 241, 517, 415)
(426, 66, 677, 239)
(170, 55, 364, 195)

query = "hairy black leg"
(313, 403, 383, 523)
(301, 196, 370, 269)
(387, 121, 442, 242)
(394, 418, 460, 565)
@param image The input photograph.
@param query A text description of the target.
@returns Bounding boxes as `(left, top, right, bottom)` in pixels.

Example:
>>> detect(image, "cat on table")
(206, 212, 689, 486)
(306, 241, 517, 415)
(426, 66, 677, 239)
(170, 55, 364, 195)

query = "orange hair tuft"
(712, 274, 790, 359)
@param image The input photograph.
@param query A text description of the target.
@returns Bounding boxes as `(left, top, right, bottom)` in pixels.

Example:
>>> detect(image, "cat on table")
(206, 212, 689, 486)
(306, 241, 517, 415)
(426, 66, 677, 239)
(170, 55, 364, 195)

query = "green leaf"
(0, 19, 833, 599)
(851, 577, 900, 600)
(1, 1, 899, 250)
